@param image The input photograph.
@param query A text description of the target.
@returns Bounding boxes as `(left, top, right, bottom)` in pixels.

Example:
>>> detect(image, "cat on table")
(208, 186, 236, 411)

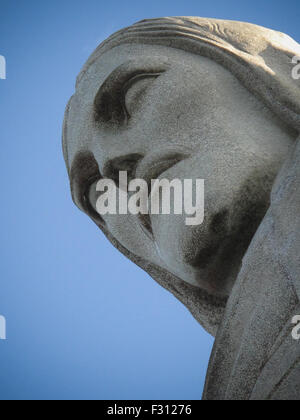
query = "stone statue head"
(63, 17, 300, 336)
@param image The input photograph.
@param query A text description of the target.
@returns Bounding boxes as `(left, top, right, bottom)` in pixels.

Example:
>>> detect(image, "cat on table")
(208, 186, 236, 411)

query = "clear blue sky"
(0, 0, 299, 400)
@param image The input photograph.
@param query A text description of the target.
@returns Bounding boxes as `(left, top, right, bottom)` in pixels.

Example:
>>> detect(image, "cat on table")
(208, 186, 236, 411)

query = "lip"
(135, 148, 190, 238)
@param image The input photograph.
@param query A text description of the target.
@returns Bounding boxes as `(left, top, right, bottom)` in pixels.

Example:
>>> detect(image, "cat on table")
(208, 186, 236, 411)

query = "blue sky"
(0, 0, 299, 400)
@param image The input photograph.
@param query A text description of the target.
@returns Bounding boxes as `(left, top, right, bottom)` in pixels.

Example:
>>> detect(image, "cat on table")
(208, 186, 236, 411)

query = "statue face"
(66, 44, 295, 299)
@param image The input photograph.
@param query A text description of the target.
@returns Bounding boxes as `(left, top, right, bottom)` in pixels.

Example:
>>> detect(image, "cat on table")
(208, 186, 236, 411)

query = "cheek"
(148, 147, 274, 274)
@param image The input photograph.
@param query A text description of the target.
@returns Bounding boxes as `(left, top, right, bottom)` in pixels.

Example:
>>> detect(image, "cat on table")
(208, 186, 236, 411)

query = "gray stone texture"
(63, 17, 300, 400)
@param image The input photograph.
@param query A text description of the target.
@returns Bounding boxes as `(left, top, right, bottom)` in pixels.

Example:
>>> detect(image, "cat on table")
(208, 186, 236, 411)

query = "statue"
(62, 17, 300, 400)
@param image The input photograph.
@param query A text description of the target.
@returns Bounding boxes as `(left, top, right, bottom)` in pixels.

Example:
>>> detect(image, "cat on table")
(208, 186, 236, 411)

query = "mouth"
(136, 151, 189, 238)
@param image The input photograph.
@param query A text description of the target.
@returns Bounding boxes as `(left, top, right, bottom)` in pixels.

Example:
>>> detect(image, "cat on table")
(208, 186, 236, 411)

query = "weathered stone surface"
(63, 17, 300, 400)
(203, 139, 300, 400)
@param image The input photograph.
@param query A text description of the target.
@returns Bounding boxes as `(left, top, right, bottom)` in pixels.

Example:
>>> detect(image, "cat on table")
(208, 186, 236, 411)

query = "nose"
(102, 153, 144, 187)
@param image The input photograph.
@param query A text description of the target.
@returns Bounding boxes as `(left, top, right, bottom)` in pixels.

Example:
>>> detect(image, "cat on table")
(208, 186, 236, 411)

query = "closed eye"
(124, 74, 160, 118)
(93, 59, 168, 125)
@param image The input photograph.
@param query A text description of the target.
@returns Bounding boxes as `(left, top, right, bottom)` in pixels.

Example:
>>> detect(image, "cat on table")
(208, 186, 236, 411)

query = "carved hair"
(78, 17, 300, 130)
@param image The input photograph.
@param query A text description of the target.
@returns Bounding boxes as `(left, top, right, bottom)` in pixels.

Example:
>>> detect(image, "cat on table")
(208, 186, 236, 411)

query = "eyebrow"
(93, 59, 168, 124)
